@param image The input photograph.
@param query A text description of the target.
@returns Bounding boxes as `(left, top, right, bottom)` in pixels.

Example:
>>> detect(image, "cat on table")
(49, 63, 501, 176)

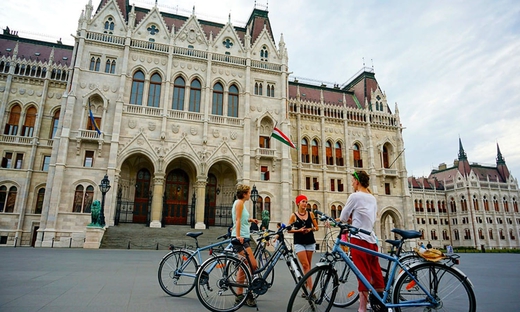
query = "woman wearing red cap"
(288, 194, 319, 295)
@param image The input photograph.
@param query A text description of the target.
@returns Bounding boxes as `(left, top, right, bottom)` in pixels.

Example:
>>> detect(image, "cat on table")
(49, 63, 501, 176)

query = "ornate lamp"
(98, 174, 111, 226)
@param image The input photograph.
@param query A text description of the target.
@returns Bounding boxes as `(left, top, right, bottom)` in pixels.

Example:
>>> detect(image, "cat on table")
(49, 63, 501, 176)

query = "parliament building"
(0, 0, 518, 250)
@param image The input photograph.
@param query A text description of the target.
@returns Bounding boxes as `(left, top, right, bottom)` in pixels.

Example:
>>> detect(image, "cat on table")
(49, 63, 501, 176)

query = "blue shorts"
(294, 243, 316, 253)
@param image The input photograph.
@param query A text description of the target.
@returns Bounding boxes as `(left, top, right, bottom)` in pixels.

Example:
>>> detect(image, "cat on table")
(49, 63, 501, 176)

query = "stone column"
(194, 177, 207, 229)
(149, 174, 165, 228)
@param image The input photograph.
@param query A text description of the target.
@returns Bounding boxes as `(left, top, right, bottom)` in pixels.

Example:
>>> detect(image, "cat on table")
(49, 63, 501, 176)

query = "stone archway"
(379, 208, 403, 253)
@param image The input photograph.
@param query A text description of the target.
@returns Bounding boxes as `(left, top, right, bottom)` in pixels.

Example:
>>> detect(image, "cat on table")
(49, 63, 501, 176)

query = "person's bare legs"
(358, 291, 368, 312)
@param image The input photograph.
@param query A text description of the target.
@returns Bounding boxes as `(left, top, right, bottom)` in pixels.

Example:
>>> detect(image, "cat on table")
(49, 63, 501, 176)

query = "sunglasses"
(353, 171, 360, 182)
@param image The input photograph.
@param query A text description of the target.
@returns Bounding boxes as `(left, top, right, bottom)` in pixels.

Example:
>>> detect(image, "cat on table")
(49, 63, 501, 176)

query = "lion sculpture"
(88, 200, 102, 226)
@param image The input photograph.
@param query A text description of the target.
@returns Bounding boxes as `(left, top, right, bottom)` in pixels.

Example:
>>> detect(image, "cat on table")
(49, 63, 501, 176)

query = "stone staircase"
(100, 223, 230, 250)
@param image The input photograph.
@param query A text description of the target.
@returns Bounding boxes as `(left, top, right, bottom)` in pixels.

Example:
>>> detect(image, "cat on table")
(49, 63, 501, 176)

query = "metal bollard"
(51, 237, 55, 248)
(69, 237, 72, 248)
(14, 237, 17, 248)
(156, 243, 159, 250)
(127, 241, 131, 249)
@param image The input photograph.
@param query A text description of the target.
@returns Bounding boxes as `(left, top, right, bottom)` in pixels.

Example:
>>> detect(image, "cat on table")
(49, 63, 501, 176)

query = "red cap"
(295, 194, 308, 205)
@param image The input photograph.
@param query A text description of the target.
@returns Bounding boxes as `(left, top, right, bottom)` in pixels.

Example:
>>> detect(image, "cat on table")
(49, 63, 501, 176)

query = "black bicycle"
(194, 223, 304, 312)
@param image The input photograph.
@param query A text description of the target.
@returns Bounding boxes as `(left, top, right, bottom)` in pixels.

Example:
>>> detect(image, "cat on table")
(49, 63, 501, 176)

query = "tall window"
(493, 196, 499, 212)
(14, 153, 23, 169)
(353, 143, 362, 167)
(105, 60, 111, 73)
(228, 85, 239, 117)
(4, 186, 17, 213)
(260, 45, 269, 61)
(110, 60, 116, 74)
(1, 152, 12, 168)
(255, 82, 262, 95)
(450, 198, 456, 213)
(148, 73, 162, 107)
(382, 145, 390, 168)
(325, 141, 333, 165)
(130, 71, 145, 105)
(94, 57, 101, 71)
(189, 79, 201, 112)
(503, 197, 509, 212)
(72, 185, 95, 213)
(172, 77, 185, 110)
(301, 138, 309, 163)
(212, 82, 223, 115)
(84, 151, 94, 167)
(0, 186, 6, 212)
(4, 104, 21, 135)
(42, 155, 51, 171)
(104, 17, 114, 33)
(21, 106, 37, 137)
(483, 196, 489, 211)
(311, 139, 319, 164)
(335, 142, 344, 166)
(261, 166, 270, 181)
(473, 195, 479, 211)
(50, 109, 60, 138)
(35, 188, 45, 214)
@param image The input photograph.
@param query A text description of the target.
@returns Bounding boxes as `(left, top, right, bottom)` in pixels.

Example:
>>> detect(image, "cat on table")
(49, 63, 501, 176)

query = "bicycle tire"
(286, 264, 338, 312)
(320, 229, 340, 253)
(399, 254, 425, 268)
(195, 254, 252, 312)
(158, 249, 198, 297)
(392, 262, 476, 312)
(328, 259, 358, 307)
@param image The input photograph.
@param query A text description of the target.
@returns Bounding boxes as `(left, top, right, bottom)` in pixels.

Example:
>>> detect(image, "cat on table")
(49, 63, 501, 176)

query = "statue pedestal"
(84, 226, 106, 249)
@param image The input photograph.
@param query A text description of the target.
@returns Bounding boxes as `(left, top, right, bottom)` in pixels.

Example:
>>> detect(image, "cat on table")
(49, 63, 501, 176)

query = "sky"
(2, 0, 519, 179)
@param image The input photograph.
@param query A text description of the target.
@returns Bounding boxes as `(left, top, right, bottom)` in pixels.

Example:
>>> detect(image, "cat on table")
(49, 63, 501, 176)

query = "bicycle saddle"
(391, 229, 421, 239)
(186, 232, 203, 238)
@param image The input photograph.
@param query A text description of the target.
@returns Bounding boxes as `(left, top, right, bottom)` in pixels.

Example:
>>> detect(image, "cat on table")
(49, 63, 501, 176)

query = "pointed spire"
(192, 5, 196, 15)
(458, 137, 467, 160)
(394, 102, 399, 114)
(13, 41, 19, 57)
(496, 143, 505, 165)
(49, 47, 55, 63)
(85, 0, 93, 21)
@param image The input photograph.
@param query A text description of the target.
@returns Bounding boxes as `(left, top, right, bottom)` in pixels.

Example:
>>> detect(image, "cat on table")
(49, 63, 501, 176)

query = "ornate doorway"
(164, 169, 189, 225)
(133, 169, 151, 223)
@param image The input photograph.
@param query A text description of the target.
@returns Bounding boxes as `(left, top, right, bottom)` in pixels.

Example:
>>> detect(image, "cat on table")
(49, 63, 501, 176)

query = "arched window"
(84, 186, 94, 213)
(4, 186, 17, 213)
(50, 109, 60, 138)
(95, 58, 101, 71)
(212, 82, 224, 115)
(254, 82, 261, 95)
(353, 143, 362, 167)
(513, 198, 518, 213)
(22, 106, 37, 137)
(104, 17, 114, 33)
(89, 57, 96, 71)
(72, 185, 94, 213)
(269, 85, 274, 97)
(483, 196, 489, 211)
(331, 205, 337, 219)
(325, 141, 333, 165)
(415, 199, 419, 212)
(382, 145, 390, 168)
(430, 229, 437, 240)
(110, 60, 116, 74)
(335, 142, 344, 166)
(301, 138, 309, 163)
(260, 45, 269, 61)
(130, 70, 145, 105)
(493, 196, 499, 212)
(35, 188, 45, 214)
(464, 229, 471, 240)
(503, 197, 509, 212)
(478, 228, 484, 239)
(419, 200, 423, 212)
(0, 186, 6, 212)
(4, 104, 21, 135)
(461, 196, 468, 212)
(148, 73, 162, 107)
(189, 79, 201, 112)
(105, 60, 111, 73)
(442, 229, 449, 240)
(450, 198, 456, 213)
(172, 76, 185, 110)
(488, 229, 494, 240)
(228, 85, 239, 117)
(73, 185, 84, 213)
(473, 195, 479, 211)
(311, 139, 319, 164)
(510, 229, 515, 240)
(454, 229, 460, 240)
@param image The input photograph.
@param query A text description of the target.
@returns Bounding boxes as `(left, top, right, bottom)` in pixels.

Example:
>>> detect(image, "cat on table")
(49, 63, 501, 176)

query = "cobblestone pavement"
(0, 247, 518, 311)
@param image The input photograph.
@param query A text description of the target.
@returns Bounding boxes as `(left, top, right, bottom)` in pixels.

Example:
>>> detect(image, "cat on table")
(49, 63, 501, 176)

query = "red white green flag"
(271, 127, 296, 148)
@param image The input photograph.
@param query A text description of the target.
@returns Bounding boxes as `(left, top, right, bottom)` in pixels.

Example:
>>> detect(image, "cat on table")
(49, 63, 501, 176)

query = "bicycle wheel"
(328, 260, 358, 307)
(257, 248, 275, 287)
(392, 262, 476, 312)
(195, 254, 252, 312)
(158, 250, 198, 297)
(287, 265, 338, 312)
(320, 229, 339, 253)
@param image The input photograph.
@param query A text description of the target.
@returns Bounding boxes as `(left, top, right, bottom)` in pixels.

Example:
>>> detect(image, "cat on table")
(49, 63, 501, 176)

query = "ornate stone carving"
(212, 129, 220, 138)
(148, 122, 156, 131)
(172, 124, 180, 133)
(190, 126, 198, 135)
(128, 119, 137, 129)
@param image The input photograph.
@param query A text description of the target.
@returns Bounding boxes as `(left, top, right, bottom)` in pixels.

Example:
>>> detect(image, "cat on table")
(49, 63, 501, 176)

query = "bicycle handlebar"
(313, 210, 372, 236)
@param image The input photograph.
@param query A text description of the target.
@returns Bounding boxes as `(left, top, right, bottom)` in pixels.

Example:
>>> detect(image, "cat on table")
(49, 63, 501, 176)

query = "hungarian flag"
(271, 127, 296, 148)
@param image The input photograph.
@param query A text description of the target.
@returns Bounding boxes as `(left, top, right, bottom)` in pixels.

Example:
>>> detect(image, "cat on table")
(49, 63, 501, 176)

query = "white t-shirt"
(340, 192, 378, 244)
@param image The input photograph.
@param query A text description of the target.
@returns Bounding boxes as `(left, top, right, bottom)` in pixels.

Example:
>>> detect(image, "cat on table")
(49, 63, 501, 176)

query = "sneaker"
(245, 293, 257, 307)
(235, 294, 245, 305)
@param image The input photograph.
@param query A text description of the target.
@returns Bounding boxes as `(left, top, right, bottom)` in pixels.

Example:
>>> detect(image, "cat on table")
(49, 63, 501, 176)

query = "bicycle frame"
(167, 238, 232, 279)
(331, 235, 438, 309)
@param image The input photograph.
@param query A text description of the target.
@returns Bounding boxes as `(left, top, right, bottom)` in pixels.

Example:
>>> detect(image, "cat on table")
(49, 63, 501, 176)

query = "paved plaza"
(0, 247, 518, 311)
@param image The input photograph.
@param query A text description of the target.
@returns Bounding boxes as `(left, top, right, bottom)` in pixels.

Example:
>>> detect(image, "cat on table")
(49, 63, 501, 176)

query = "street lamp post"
(251, 184, 259, 220)
(98, 174, 111, 227)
